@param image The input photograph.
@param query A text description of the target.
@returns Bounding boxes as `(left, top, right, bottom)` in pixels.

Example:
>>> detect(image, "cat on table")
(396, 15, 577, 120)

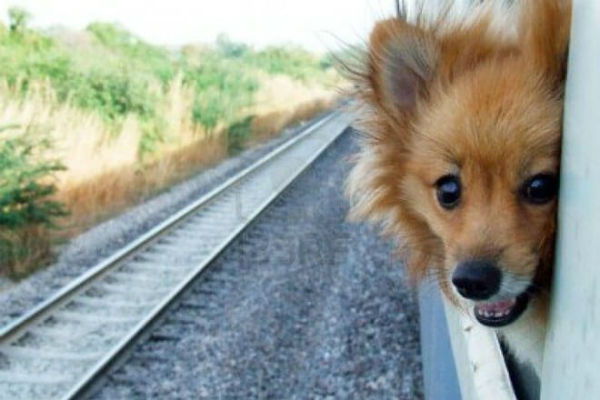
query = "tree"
(8, 7, 31, 35)
(216, 33, 248, 58)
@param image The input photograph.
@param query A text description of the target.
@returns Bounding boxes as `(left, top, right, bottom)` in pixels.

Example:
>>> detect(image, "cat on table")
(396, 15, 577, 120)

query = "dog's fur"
(345, 0, 571, 373)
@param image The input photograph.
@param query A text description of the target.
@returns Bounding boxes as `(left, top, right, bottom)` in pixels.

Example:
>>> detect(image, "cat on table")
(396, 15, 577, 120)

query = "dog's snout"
(451, 260, 501, 300)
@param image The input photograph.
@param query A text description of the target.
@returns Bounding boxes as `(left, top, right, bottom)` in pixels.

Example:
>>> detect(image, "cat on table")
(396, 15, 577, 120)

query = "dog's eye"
(436, 175, 461, 209)
(521, 174, 558, 204)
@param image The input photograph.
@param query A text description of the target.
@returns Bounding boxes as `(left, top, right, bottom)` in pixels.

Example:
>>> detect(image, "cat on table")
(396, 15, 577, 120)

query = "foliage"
(86, 22, 174, 83)
(8, 7, 30, 35)
(0, 9, 338, 275)
(0, 126, 67, 228)
(226, 115, 254, 154)
(185, 51, 258, 131)
(0, 9, 334, 157)
(216, 33, 249, 58)
(246, 45, 330, 82)
(68, 69, 159, 121)
(0, 125, 68, 273)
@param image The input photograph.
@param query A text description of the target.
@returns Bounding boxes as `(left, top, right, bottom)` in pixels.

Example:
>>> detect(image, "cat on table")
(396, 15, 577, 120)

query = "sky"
(0, 0, 397, 52)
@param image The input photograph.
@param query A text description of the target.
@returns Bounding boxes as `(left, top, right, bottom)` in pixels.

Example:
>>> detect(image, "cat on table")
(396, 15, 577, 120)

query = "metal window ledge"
(418, 282, 537, 400)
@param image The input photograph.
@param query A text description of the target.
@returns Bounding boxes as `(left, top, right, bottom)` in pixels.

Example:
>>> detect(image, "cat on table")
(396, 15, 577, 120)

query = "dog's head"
(346, 1, 570, 327)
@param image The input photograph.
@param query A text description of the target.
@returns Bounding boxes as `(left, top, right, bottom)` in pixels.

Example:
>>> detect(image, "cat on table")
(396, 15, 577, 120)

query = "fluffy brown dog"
(346, 0, 571, 373)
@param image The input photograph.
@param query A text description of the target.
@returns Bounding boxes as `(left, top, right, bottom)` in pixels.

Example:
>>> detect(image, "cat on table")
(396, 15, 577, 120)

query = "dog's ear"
(367, 18, 440, 115)
(519, 0, 571, 87)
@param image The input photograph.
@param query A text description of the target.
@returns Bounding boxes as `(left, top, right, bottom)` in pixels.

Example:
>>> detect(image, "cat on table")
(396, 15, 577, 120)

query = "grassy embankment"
(0, 8, 342, 277)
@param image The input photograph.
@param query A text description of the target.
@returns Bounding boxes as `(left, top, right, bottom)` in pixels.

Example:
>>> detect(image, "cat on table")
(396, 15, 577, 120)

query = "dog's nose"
(451, 260, 501, 300)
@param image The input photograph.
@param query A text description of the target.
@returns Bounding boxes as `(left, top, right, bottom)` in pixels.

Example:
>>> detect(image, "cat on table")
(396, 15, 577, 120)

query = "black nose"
(451, 260, 502, 300)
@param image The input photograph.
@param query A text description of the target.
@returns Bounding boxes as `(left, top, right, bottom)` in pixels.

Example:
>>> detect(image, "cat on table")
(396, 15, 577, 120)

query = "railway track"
(0, 111, 351, 400)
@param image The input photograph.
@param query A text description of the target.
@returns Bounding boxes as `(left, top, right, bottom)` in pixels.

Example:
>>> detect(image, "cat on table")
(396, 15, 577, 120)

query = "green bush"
(0, 125, 68, 274)
(216, 33, 249, 58)
(0, 128, 66, 228)
(0, 8, 334, 158)
(246, 45, 329, 82)
(8, 7, 31, 35)
(86, 22, 174, 83)
(185, 53, 258, 131)
(139, 117, 167, 157)
(0, 26, 66, 91)
(226, 115, 254, 154)
(67, 69, 158, 121)
(192, 89, 222, 133)
(0, 8, 337, 275)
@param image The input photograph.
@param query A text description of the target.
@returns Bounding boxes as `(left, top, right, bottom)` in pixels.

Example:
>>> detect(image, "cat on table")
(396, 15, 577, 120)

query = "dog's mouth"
(473, 292, 529, 327)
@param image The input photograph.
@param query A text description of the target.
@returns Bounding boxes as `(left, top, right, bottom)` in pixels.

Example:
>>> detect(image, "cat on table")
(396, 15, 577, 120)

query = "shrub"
(139, 117, 167, 157)
(0, 8, 338, 277)
(216, 33, 249, 58)
(86, 22, 174, 83)
(67, 69, 158, 122)
(0, 9, 334, 159)
(0, 125, 68, 275)
(192, 89, 222, 133)
(185, 52, 258, 131)
(8, 7, 30, 35)
(246, 46, 328, 82)
(226, 115, 254, 154)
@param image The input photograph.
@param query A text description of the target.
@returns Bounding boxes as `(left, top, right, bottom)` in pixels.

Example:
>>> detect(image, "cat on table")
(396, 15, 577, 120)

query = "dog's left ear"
(367, 18, 440, 115)
(519, 0, 571, 87)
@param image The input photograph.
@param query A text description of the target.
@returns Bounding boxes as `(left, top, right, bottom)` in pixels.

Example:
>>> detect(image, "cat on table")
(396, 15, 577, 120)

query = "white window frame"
(541, 0, 600, 397)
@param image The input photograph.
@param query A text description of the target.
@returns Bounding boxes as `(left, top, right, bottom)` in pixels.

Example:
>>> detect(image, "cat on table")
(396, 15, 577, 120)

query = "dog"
(345, 0, 571, 374)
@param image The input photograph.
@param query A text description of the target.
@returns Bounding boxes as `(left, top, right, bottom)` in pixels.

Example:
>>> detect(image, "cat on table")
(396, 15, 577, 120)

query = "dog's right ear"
(367, 18, 440, 115)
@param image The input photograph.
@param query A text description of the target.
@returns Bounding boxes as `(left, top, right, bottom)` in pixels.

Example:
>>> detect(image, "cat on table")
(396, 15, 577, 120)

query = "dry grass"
(0, 74, 339, 253)
(248, 74, 338, 141)
(0, 225, 52, 278)
(54, 134, 228, 236)
(251, 98, 333, 142)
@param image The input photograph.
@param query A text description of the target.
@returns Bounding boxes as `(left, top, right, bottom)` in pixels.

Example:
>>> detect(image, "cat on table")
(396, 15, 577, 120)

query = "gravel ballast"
(0, 113, 331, 327)
(89, 129, 424, 399)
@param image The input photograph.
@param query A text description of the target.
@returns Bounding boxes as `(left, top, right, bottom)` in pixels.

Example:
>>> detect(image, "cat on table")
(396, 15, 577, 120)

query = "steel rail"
(0, 112, 334, 342)
(0, 111, 351, 400)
